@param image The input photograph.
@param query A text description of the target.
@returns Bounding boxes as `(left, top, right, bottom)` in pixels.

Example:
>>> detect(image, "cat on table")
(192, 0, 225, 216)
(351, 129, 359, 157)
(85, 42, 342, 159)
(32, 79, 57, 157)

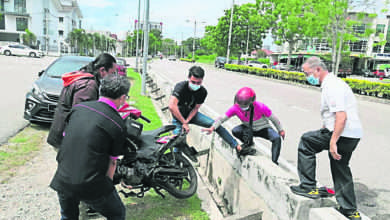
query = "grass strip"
(125, 68, 209, 220)
(0, 125, 48, 183)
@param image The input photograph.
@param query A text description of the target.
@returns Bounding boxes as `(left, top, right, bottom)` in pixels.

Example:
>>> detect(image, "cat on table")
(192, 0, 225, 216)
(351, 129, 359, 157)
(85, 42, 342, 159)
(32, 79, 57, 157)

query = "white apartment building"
(275, 12, 390, 72)
(0, 0, 82, 52)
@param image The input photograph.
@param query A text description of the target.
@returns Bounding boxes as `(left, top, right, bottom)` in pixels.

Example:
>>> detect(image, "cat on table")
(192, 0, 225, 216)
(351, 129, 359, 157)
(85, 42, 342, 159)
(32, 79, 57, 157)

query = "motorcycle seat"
(136, 125, 176, 161)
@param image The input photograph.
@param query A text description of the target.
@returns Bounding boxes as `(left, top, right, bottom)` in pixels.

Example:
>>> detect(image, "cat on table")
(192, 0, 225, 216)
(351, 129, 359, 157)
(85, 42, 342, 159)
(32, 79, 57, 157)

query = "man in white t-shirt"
(290, 57, 363, 220)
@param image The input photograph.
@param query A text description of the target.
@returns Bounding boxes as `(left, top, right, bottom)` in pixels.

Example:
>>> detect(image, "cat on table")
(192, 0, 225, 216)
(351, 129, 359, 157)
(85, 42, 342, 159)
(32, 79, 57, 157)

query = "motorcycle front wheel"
(158, 152, 198, 199)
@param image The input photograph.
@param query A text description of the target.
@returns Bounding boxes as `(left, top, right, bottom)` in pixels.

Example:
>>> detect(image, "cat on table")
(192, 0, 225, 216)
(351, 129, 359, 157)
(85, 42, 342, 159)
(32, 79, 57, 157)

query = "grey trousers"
(297, 128, 360, 212)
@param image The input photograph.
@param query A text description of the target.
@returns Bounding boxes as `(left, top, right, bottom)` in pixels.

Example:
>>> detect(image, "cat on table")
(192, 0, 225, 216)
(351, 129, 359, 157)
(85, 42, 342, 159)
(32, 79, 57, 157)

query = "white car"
(247, 60, 268, 69)
(0, 44, 43, 58)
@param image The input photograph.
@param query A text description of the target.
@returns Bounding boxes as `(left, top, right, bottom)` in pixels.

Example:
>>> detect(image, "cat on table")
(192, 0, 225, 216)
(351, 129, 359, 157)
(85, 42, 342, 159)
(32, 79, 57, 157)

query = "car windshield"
(117, 59, 125, 65)
(46, 58, 92, 78)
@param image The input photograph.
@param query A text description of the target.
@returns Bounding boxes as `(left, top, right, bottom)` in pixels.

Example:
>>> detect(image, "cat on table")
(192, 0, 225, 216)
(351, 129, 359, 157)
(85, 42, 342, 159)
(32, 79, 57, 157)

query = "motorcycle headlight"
(31, 83, 44, 100)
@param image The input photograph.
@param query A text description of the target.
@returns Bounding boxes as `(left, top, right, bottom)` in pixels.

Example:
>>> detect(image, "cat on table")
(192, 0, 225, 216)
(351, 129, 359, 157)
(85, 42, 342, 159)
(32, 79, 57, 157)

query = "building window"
(352, 24, 366, 34)
(16, 17, 28, 31)
(59, 17, 64, 23)
(387, 27, 390, 41)
(0, 15, 5, 30)
(58, 30, 64, 37)
(376, 24, 385, 36)
(347, 40, 367, 52)
(384, 42, 390, 53)
(14, 0, 26, 14)
(372, 41, 382, 53)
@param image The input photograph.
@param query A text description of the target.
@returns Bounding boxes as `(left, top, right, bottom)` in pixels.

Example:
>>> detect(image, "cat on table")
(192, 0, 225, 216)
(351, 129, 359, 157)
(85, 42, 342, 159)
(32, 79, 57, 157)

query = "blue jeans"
(172, 112, 238, 148)
(232, 125, 282, 163)
(58, 189, 125, 220)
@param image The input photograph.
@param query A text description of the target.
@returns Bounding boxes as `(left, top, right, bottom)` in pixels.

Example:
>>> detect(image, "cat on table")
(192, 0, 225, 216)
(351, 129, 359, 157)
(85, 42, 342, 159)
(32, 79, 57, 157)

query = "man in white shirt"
(290, 57, 363, 220)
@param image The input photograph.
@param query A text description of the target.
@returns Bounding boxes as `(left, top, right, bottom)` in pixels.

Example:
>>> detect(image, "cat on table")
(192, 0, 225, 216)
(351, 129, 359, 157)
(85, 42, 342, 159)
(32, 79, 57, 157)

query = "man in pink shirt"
(203, 87, 285, 164)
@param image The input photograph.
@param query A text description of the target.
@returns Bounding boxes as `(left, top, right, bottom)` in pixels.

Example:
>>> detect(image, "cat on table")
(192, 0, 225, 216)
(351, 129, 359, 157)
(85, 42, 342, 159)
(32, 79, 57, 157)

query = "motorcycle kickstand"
(153, 187, 166, 199)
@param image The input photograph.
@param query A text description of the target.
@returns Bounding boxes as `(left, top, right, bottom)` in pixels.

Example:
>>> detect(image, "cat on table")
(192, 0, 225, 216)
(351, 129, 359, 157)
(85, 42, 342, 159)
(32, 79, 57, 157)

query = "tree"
(318, 0, 389, 74)
(257, 0, 326, 70)
(162, 38, 176, 56)
(22, 29, 37, 47)
(201, 3, 270, 58)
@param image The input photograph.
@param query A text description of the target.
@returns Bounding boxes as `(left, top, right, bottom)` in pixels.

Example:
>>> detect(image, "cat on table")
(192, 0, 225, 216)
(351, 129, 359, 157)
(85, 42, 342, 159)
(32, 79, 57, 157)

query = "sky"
(78, 0, 254, 41)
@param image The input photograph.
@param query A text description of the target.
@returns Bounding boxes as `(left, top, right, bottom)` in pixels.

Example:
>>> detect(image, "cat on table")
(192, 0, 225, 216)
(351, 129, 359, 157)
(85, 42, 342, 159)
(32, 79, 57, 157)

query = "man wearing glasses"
(290, 56, 363, 220)
(168, 66, 241, 156)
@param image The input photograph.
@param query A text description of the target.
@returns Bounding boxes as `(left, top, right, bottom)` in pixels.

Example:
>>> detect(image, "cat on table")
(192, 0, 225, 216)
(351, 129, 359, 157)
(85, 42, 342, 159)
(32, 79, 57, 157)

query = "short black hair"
(100, 74, 130, 99)
(188, 66, 205, 79)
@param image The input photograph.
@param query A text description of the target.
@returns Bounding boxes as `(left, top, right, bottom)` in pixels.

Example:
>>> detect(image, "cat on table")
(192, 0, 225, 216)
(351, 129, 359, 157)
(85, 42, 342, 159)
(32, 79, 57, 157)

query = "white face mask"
(240, 106, 249, 111)
(189, 82, 201, 91)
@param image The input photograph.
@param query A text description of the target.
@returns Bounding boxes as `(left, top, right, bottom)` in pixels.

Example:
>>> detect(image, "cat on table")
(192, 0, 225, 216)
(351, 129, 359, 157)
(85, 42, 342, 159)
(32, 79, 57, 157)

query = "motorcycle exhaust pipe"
(156, 167, 188, 176)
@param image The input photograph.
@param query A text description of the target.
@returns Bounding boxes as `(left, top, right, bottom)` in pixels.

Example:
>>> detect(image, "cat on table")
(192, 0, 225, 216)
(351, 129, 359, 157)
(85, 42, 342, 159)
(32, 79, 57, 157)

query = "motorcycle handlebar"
(139, 115, 151, 123)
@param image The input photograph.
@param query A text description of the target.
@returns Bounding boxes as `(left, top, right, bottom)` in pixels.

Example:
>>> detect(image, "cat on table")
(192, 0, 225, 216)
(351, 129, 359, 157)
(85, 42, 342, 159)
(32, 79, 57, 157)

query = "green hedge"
(180, 58, 195, 63)
(224, 64, 390, 99)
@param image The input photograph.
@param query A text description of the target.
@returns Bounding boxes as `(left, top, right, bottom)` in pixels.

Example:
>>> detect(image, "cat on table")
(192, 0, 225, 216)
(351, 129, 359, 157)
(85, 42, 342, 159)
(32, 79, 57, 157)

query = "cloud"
(78, 0, 114, 8)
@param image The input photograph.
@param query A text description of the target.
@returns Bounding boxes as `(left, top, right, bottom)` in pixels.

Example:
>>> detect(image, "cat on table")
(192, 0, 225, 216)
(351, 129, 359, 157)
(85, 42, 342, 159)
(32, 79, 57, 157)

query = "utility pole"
(141, 0, 150, 95)
(136, 0, 141, 71)
(181, 32, 183, 58)
(192, 20, 196, 60)
(44, 8, 49, 55)
(226, 0, 234, 64)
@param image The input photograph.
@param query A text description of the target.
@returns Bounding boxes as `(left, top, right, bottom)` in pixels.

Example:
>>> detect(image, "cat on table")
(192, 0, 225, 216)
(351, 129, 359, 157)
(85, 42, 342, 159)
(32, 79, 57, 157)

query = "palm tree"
(93, 33, 101, 55)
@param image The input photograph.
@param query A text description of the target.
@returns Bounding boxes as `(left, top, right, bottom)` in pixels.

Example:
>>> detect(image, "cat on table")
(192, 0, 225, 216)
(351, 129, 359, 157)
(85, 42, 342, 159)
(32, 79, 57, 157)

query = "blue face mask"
(307, 75, 320, 85)
(189, 83, 201, 91)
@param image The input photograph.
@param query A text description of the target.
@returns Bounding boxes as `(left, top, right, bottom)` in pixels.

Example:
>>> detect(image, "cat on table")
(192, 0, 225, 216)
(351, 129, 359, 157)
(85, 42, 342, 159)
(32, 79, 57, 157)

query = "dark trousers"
(297, 128, 360, 212)
(232, 125, 282, 163)
(58, 189, 126, 220)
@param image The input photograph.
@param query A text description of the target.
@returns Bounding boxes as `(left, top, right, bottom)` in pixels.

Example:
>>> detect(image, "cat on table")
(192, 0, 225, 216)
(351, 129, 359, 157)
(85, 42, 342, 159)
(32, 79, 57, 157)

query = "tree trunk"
(335, 33, 344, 76)
(287, 41, 294, 71)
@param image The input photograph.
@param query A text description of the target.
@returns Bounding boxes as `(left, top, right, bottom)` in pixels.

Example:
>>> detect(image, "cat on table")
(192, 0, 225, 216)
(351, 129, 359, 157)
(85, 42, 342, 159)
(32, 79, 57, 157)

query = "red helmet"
(234, 87, 256, 106)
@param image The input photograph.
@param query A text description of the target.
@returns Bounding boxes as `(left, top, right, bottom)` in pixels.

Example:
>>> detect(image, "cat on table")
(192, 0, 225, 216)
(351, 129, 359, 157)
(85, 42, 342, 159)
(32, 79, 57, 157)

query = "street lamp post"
(226, 0, 235, 64)
(186, 19, 206, 60)
(141, 0, 150, 95)
(181, 32, 183, 58)
(192, 20, 196, 60)
(136, 0, 141, 71)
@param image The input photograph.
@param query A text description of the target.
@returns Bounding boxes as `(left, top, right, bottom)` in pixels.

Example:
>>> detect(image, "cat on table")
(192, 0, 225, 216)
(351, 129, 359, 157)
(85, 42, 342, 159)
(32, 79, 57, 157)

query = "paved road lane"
(0, 56, 56, 144)
(133, 58, 390, 218)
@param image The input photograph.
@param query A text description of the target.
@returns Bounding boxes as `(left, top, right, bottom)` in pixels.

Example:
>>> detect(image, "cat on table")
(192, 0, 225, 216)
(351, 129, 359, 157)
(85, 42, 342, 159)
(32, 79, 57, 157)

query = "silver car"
(0, 44, 44, 58)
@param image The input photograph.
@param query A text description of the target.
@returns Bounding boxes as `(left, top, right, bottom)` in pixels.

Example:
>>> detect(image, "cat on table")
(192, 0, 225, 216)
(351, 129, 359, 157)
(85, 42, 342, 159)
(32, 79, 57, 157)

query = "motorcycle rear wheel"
(158, 153, 198, 199)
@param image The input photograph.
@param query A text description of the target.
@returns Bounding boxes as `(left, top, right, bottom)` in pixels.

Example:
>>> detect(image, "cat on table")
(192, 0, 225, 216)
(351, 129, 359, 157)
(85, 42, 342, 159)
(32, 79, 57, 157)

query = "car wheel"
(4, 50, 11, 56)
(29, 52, 36, 57)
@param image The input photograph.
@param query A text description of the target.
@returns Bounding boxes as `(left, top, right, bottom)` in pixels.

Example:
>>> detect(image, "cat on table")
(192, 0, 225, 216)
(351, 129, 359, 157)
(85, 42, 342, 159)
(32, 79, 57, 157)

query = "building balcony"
(1, 6, 29, 17)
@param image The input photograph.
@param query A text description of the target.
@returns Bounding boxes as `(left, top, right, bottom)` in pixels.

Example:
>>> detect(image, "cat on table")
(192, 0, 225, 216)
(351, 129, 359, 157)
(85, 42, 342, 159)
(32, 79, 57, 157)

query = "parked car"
(247, 60, 268, 69)
(116, 58, 129, 76)
(215, 56, 227, 68)
(353, 68, 373, 77)
(168, 55, 176, 61)
(24, 56, 94, 123)
(337, 67, 352, 78)
(228, 59, 244, 65)
(275, 63, 292, 70)
(373, 70, 386, 78)
(0, 44, 44, 58)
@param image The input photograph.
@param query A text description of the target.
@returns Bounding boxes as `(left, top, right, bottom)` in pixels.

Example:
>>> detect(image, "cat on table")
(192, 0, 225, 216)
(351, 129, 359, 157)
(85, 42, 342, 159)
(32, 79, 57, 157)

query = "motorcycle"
(113, 103, 198, 199)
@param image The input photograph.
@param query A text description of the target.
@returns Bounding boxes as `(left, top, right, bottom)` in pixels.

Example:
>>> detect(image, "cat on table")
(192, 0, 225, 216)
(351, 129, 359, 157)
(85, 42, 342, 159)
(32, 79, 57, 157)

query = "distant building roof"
(251, 49, 273, 56)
